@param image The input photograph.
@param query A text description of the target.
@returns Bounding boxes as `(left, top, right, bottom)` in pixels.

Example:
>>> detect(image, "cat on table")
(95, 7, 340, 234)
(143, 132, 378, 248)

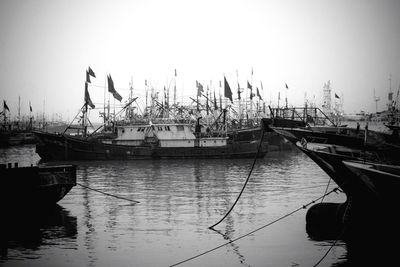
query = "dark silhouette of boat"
(263, 106, 400, 245)
(33, 124, 268, 160)
(0, 163, 77, 208)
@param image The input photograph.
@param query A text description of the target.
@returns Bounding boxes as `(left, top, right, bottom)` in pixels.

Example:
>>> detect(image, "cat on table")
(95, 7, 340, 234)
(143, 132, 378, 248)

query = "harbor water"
(1, 144, 349, 267)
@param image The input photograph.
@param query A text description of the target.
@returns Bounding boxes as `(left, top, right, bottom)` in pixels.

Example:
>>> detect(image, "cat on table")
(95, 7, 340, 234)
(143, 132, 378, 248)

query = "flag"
(257, 87, 263, 100)
(86, 71, 91, 83)
(3, 100, 9, 111)
(248, 81, 253, 100)
(224, 76, 233, 102)
(247, 81, 252, 89)
(85, 83, 95, 109)
(335, 93, 340, 99)
(164, 86, 168, 108)
(237, 82, 241, 100)
(196, 80, 204, 97)
(285, 83, 288, 89)
(389, 92, 393, 101)
(88, 67, 96, 78)
(29, 101, 32, 112)
(107, 74, 122, 102)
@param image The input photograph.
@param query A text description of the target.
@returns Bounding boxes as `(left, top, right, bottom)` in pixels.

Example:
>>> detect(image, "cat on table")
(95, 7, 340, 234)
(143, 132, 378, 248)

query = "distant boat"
(0, 163, 76, 208)
(1, 99, 36, 147)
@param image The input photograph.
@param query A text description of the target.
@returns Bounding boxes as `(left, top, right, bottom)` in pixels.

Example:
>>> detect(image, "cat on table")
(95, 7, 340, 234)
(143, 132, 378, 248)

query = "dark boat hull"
(33, 130, 268, 161)
(0, 164, 77, 208)
(0, 130, 36, 147)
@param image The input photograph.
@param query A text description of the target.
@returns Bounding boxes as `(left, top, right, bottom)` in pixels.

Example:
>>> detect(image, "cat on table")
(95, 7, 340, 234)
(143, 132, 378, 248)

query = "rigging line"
(320, 177, 332, 203)
(313, 228, 346, 267)
(208, 128, 265, 229)
(170, 187, 340, 267)
(76, 182, 140, 204)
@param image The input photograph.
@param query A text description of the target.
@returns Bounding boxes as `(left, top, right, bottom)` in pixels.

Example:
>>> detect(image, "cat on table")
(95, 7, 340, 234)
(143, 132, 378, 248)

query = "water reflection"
(0, 204, 77, 262)
(1, 146, 350, 266)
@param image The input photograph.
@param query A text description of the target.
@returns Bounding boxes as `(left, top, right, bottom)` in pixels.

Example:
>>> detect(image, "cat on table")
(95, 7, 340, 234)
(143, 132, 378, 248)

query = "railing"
(269, 106, 337, 127)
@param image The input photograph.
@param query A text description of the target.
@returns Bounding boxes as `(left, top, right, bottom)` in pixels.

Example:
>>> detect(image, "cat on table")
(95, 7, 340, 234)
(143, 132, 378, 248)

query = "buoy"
(306, 202, 346, 241)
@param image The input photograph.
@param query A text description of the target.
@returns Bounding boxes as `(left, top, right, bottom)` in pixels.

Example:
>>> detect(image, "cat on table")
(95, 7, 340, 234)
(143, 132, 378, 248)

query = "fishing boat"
(0, 163, 77, 208)
(34, 119, 267, 160)
(264, 105, 400, 240)
(1, 99, 37, 147)
(33, 68, 269, 161)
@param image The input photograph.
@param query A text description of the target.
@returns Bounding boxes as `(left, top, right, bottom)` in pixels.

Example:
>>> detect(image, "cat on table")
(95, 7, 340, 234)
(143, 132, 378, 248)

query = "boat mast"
(103, 75, 106, 128)
(236, 70, 242, 127)
(250, 68, 253, 121)
(82, 78, 88, 137)
(174, 69, 177, 107)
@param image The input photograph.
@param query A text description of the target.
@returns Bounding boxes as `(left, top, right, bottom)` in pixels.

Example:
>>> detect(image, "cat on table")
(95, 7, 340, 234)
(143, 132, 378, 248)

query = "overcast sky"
(1, 0, 399, 122)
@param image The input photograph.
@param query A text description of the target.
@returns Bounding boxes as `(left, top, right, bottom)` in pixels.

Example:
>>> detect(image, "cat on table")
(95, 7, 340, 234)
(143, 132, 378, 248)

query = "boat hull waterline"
(34, 130, 268, 160)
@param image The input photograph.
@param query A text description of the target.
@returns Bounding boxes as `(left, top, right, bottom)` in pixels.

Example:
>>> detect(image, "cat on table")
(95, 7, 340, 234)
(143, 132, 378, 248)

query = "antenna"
(373, 88, 380, 113)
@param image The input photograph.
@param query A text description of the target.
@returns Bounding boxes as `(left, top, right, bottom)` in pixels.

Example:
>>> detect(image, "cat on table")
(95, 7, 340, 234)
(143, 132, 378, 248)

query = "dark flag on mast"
(224, 77, 233, 103)
(248, 81, 254, 100)
(86, 71, 91, 83)
(86, 67, 96, 83)
(3, 100, 9, 111)
(107, 74, 122, 102)
(88, 67, 96, 78)
(257, 87, 263, 100)
(85, 83, 95, 109)
(335, 93, 340, 99)
(196, 80, 204, 97)
(29, 101, 32, 112)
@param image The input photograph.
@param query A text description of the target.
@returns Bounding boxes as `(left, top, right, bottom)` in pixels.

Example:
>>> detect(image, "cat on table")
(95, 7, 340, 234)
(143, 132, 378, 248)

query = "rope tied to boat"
(77, 182, 140, 204)
(208, 128, 265, 229)
(170, 186, 341, 267)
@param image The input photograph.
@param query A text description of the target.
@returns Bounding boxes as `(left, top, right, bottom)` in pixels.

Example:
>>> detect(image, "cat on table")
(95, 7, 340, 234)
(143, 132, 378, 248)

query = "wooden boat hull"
(33, 130, 268, 160)
(343, 160, 400, 203)
(0, 164, 77, 208)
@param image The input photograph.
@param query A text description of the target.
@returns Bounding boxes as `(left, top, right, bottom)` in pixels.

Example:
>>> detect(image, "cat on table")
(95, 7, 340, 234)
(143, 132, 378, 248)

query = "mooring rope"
(321, 177, 332, 203)
(208, 130, 266, 229)
(77, 182, 140, 204)
(313, 228, 346, 267)
(170, 187, 341, 267)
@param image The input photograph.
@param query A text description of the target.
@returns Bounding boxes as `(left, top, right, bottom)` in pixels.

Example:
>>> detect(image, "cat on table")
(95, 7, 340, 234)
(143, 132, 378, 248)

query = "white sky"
(1, 0, 399, 122)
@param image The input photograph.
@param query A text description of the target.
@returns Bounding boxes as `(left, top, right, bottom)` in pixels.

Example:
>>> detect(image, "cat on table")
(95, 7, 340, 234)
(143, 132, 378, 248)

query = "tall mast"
(104, 75, 107, 127)
(250, 68, 253, 119)
(236, 70, 241, 125)
(18, 96, 21, 129)
(174, 69, 177, 106)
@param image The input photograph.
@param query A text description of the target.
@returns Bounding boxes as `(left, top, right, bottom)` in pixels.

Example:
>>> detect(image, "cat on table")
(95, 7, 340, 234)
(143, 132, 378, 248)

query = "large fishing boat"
(34, 68, 269, 161)
(34, 120, 267, 160)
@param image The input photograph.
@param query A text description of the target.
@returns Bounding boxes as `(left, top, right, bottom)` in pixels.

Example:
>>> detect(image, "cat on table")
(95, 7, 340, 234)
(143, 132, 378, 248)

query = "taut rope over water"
(208, 129, 265, 229)
(77, 182, 140, 204)
(170, 187, 341, 267)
